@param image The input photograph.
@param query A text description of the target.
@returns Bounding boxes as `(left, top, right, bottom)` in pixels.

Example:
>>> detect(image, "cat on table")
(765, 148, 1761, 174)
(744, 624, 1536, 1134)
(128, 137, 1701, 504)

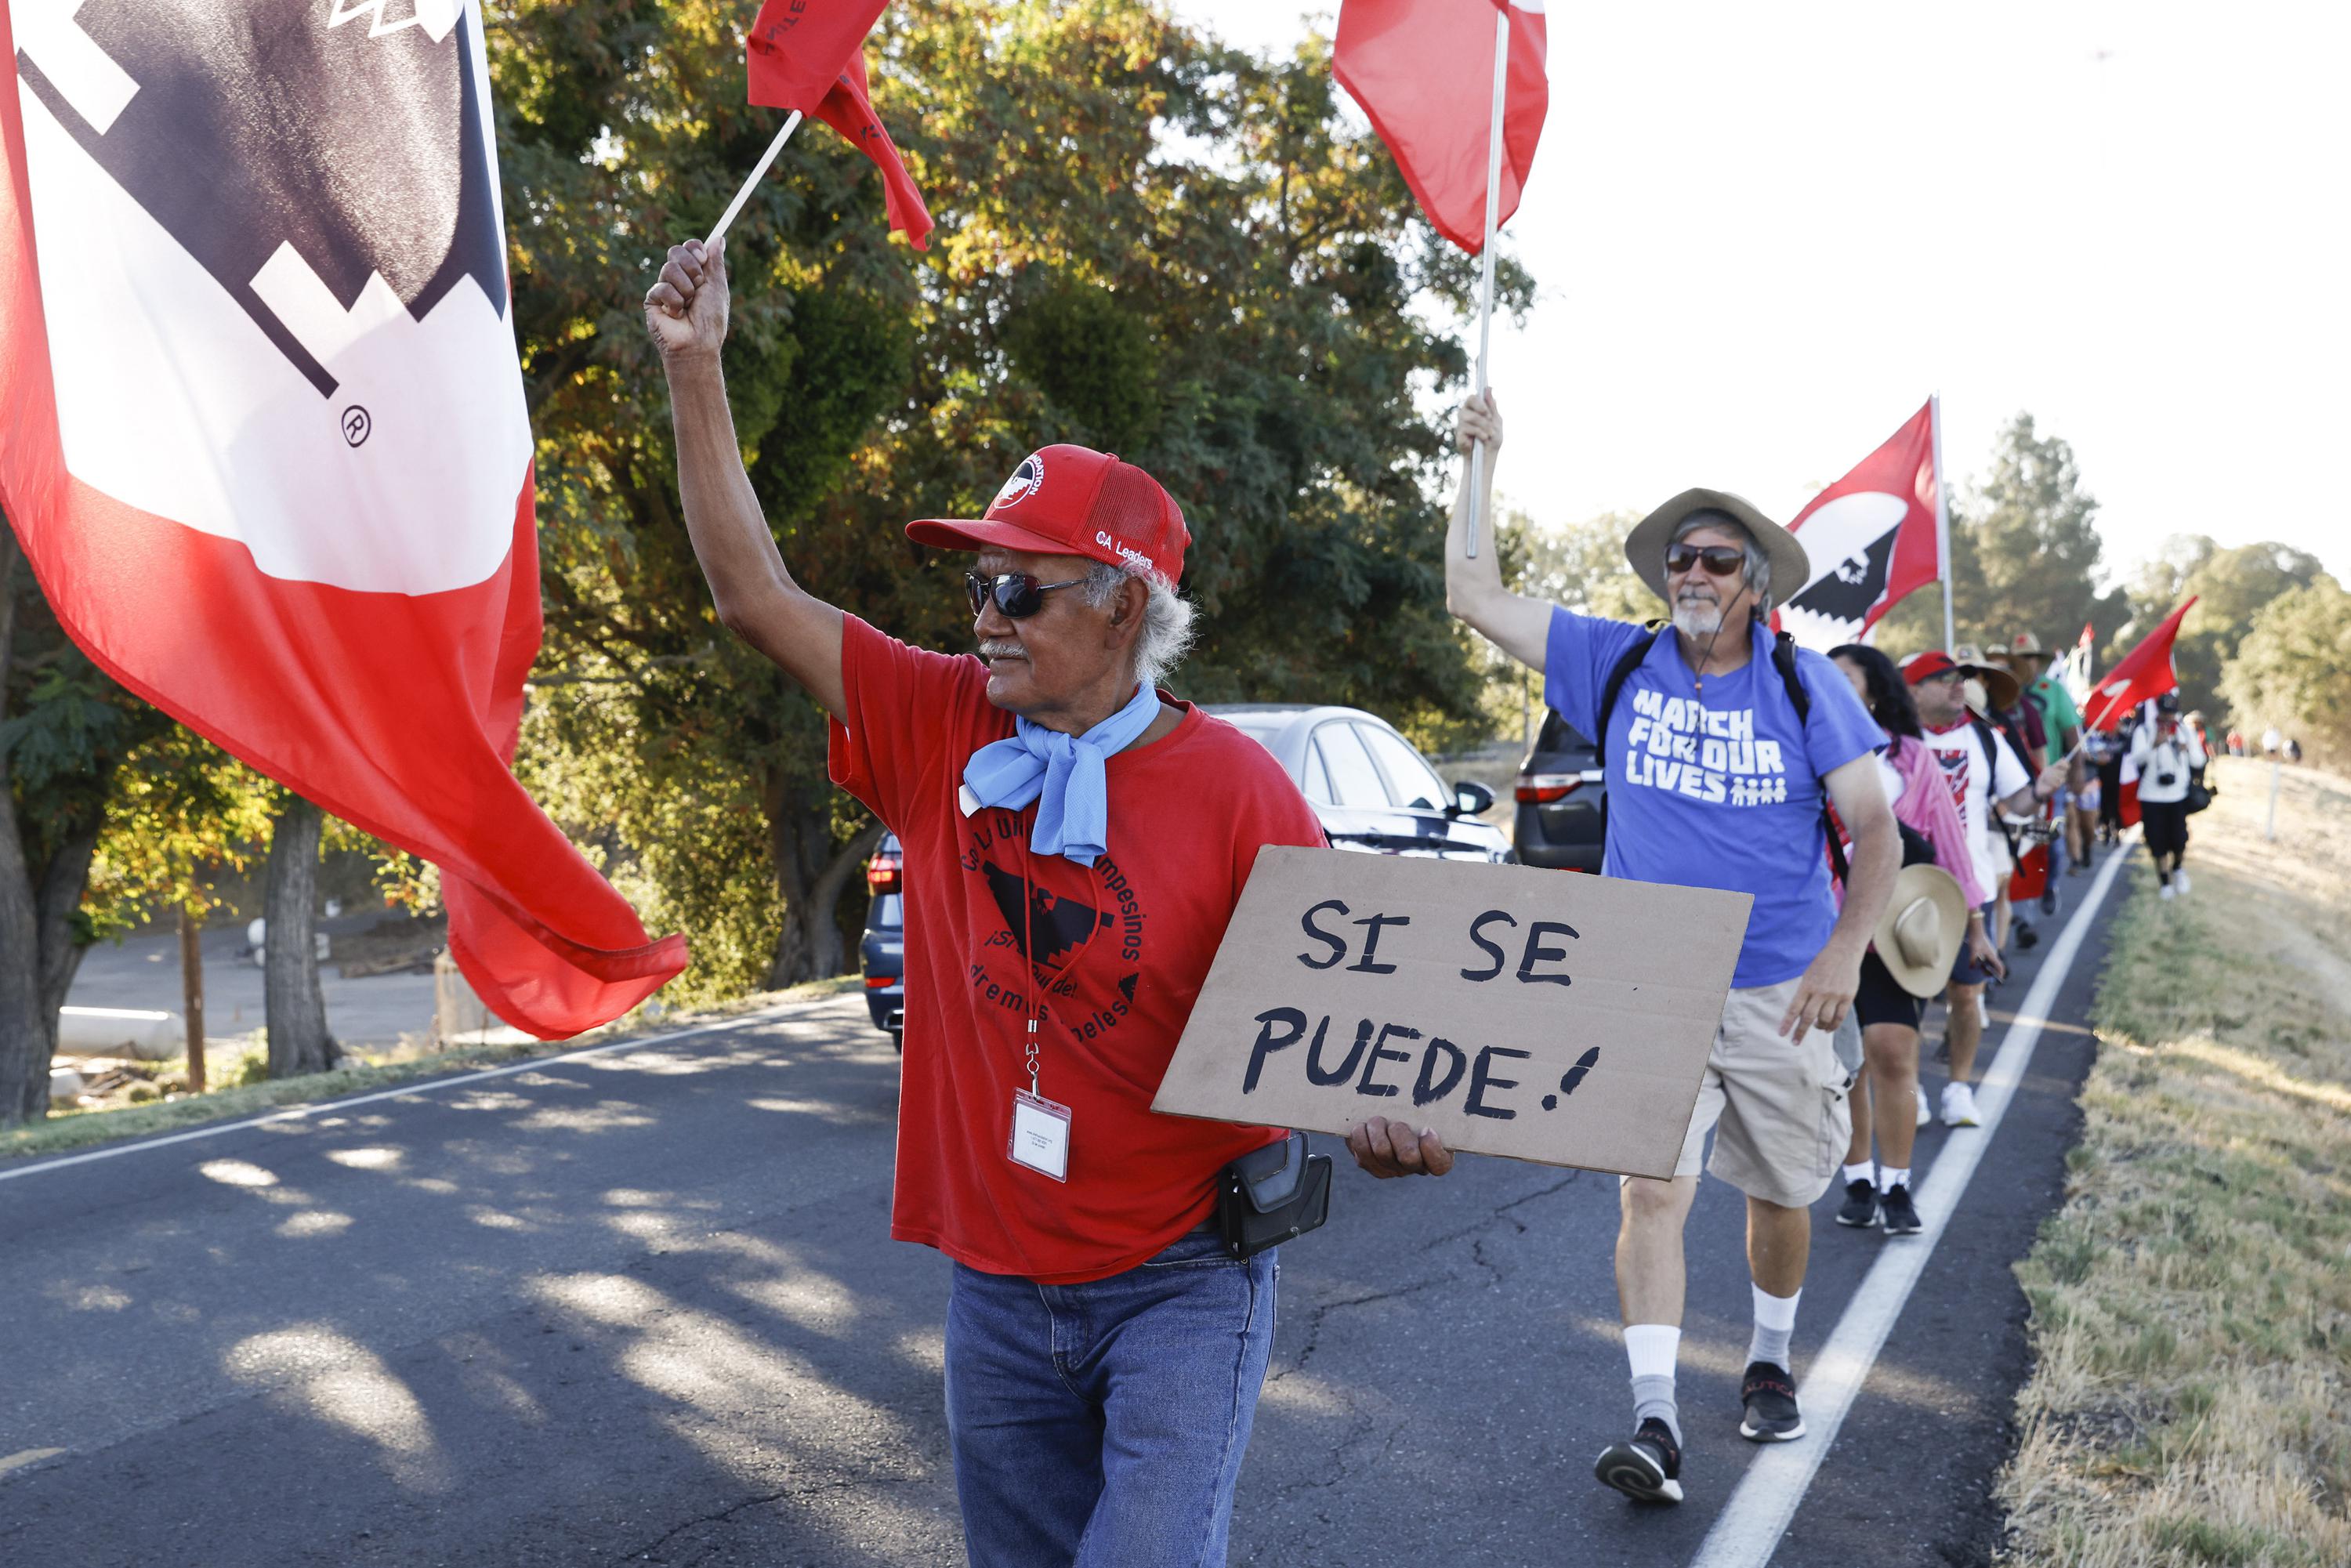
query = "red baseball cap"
(1903, 650, 1964, 685)
(906, 444, 1191, 583)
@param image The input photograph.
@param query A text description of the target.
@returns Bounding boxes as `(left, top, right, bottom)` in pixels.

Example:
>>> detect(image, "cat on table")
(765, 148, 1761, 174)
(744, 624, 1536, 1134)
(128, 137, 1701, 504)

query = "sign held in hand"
(1152, 848, 1751, 1179)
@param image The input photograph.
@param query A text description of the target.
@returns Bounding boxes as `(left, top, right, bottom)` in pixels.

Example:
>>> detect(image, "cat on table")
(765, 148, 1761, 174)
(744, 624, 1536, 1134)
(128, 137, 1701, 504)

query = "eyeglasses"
(965, 571, 1089, 619)
(1919, 668, 1966, 686)
(1665, 544, 1745, 578)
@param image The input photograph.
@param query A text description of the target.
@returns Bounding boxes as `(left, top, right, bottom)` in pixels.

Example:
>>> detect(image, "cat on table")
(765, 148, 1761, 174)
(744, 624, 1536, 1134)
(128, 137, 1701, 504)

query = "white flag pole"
(1464, 5, 1510, 559)
(1931, 391, 1954, 650)
(706, 110, 806, 249)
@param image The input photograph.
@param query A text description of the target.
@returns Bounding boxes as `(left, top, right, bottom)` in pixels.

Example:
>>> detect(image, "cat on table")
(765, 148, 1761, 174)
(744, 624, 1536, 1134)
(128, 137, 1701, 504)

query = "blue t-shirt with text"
(1543, 609, 1884, 988)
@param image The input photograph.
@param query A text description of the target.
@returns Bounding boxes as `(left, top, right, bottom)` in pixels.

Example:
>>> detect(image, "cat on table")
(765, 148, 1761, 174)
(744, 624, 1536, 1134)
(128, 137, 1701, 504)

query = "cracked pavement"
(1, 892, 2114, 1567)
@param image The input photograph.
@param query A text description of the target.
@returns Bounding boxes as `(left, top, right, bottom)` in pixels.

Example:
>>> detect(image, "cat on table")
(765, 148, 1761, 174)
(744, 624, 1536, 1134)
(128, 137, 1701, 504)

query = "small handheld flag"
(711, 1, 930, 250)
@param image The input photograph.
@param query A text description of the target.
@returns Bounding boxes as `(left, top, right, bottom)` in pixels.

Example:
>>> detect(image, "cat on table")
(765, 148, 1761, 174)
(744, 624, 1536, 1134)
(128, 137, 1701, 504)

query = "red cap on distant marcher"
(907, 445, 1191, 583)
(1904, 650, 1962, 685)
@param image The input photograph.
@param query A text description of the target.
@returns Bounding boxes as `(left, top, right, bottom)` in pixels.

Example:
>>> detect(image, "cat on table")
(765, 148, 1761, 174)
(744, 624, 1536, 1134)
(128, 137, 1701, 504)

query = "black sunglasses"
(1665, 544, 1746, 578)
(965, 571, 1089, 619)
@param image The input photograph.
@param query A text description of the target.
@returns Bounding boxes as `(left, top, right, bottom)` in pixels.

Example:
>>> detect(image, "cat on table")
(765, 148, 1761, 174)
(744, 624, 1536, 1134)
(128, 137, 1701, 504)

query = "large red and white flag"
(1777, 400, 1945, 651)
(746, 2, 931, 249)
(2084, 598, 2197, 733)
(1335, 0, 1549, 255)
(0, 0, 686, 1037)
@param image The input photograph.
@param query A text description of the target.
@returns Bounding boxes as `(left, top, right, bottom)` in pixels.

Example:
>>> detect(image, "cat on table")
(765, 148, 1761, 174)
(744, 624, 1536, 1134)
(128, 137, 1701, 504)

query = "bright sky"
(1171, 1, 2351, 585)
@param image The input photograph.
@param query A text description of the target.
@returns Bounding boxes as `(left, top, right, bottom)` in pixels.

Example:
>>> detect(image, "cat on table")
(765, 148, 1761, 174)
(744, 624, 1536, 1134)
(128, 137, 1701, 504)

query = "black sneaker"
(1595, 1417, 1683, 1505)
(1879, 1182, 1922, 1235)
(2040, 886, 2060, 915)
(2015, 922, 2040, 951)
(1739, 1361, 1806, 1442)
(1834, 1178, 1878, 1228)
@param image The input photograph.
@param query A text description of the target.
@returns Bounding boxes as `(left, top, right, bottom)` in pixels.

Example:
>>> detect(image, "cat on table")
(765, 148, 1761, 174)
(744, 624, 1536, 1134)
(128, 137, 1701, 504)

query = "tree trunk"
(265, 795, 339, 1077)
(759, 764, 883, 990)
(179, 904, 207, 1094)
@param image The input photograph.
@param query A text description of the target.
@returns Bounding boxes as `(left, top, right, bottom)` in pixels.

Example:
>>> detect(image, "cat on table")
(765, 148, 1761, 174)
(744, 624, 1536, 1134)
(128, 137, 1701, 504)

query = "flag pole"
(706, 110, 806, 249)
(1931, 391, 1954, 650)
(1464, 5, 1510, 559)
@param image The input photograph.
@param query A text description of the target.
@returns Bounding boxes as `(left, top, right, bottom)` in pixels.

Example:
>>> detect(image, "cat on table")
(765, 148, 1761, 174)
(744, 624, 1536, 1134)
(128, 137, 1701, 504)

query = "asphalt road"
(0, 852, 2125, 1568)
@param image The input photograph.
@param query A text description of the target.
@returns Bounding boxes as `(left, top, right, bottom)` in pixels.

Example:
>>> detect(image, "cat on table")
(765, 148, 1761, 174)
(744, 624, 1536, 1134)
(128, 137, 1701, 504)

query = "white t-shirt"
(2129, 724, 2208, 805)
(1923, 719, 2031, 900)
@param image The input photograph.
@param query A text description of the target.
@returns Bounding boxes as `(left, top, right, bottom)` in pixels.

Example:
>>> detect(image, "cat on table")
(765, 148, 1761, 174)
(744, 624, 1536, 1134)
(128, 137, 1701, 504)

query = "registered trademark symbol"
(341, 405, 371, 447)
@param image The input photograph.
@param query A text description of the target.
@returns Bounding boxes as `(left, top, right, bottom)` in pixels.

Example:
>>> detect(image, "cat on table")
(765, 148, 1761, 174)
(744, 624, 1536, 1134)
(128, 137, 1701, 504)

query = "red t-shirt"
(828, 617, 1326, 1284)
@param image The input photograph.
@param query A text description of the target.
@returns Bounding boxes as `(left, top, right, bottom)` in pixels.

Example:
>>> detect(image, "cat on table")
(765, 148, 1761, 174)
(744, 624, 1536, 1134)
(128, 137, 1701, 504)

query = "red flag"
(1335, 0, 1549, 255)
(2084, 598, 2197, 733)
(808, 51, 933, 251)
(0, 3, 686, 1037)
(746, 0, 889, 110)
(1775, 400, 1943, 651)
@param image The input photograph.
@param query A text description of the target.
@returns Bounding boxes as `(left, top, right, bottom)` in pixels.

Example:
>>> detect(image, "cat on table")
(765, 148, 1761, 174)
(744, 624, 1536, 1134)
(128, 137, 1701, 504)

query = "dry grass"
(1997, 758, 2351, 1566)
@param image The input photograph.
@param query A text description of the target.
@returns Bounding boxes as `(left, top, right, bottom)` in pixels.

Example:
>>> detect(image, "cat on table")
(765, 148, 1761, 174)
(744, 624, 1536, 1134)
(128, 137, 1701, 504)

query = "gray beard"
(1672, 601, 1725, 639)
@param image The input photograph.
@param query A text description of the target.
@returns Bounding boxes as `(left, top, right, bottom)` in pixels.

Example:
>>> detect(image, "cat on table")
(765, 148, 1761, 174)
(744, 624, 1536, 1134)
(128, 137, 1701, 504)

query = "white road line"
(0, 995, 853, 1186)
(1688, 837, 2135, 1568)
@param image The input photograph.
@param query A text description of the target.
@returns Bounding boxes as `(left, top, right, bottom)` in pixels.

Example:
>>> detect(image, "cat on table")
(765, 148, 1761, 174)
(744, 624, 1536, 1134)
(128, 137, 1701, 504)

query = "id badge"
(1008, 1089, 1072, 1182)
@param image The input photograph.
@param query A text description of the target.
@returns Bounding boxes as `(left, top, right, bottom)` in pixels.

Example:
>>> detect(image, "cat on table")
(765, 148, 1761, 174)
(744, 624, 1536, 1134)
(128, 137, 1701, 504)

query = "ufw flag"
(2085, 597, 2197, 733)
(0, 0, 686, 1036)
(1777, 400, 1944, 651)
(2057, 621, 2096, 706)
(747, 1, 932, 249)
(1335, 0, 1549, 255)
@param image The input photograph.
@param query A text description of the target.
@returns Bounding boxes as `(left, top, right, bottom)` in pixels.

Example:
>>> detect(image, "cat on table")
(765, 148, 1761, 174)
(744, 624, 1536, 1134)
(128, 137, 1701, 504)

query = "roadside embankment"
(1997, 757, 2351, 1566)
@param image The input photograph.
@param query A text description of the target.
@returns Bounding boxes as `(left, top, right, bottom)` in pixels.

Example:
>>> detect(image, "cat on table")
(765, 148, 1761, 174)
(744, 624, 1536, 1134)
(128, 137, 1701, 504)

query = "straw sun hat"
(1874, 864, 1969, 998)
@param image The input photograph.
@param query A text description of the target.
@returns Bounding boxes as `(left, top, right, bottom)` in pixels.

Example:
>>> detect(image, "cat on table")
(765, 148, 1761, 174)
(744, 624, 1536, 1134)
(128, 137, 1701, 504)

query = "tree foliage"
(1874, 413, 2131, 660)
(494, 0, 1522, 1001)
(2219, 580, 2351, 767)
(2125, 535, 2328, 722)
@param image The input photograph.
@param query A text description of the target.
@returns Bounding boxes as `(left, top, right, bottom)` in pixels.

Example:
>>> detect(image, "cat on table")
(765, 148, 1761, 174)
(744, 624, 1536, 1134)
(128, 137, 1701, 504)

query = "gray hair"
(1671, 510, 1772, 613)
(1083, 561, 1197, 692)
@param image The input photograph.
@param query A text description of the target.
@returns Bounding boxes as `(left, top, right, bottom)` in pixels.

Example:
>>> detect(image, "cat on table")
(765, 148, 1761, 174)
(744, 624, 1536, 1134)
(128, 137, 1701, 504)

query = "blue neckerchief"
(961, 683, 1164, 866)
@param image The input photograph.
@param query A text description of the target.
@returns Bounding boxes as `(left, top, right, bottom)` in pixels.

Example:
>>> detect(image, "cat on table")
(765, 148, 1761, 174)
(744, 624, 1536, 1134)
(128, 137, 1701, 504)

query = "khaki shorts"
(1630, 976, 1853, 1208)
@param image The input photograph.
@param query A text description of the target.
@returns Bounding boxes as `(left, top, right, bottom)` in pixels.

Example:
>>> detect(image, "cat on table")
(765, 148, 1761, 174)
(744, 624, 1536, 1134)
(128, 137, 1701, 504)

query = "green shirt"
(2026, 675, 2081, 765)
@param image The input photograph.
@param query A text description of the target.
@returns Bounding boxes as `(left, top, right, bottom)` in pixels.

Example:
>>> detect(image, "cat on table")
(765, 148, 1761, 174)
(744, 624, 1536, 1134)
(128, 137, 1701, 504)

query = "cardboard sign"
(1151, 848, 1751, 1179)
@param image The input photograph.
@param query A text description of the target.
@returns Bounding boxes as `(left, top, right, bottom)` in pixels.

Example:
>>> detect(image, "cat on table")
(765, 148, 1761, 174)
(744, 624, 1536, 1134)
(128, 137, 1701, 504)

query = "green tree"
(2125, 535, 2327, 722)
(0, 519, 170, 1126)
(498, 0, 1523, 999)
(2219, 579, 2351, 768)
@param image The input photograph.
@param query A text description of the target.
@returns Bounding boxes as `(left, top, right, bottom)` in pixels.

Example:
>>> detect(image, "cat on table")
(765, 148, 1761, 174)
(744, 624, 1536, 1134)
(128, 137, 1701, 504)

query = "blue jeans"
(944, 1228, 1278, 1568)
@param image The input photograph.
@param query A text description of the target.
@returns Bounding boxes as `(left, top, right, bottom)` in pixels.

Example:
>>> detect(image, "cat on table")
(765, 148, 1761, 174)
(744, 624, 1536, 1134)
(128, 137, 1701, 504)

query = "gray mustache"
(978, 641, 1027, 661)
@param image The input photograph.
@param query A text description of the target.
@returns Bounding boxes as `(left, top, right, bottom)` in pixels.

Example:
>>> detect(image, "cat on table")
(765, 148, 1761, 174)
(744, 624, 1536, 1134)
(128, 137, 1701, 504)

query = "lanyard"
(1015, 833, 1106, 1097)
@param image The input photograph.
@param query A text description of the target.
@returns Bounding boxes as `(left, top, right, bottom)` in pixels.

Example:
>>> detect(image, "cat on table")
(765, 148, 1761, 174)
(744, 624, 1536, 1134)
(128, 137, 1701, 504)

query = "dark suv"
(859, 834, 904, 1045)
(1513, 711, 1607, 872)
(1208, 704, 1512, 862)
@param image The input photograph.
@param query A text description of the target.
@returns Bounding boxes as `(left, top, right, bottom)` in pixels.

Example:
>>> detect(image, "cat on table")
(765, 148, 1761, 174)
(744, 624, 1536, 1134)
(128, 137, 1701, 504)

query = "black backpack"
(1591, 624, 1849, 883)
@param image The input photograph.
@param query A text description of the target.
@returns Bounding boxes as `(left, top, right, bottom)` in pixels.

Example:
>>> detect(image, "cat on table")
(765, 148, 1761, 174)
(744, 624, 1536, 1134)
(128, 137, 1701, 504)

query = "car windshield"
(1215, 711, 1295, 744)
(1358, 723, 1449, 812)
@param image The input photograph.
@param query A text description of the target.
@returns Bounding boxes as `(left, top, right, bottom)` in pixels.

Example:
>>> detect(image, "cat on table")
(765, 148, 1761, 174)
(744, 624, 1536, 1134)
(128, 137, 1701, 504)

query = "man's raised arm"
(644, 239, 847, 721)
(1442, 391, 1553, 672)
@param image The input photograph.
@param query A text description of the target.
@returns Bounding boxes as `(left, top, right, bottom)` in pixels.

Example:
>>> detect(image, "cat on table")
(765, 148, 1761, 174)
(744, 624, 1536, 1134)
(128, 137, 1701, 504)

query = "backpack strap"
(1773, 631, 1848, 885)
(1970, 715, 2027, 863)
(1590, 621, 1666, 774)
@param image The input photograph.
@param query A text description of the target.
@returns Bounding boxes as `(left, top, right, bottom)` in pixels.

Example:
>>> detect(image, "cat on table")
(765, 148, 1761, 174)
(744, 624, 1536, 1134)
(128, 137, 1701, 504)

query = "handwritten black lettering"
(1346, 912, 1411, 975)
(1355, 1022, 1419, 1099)
(1466, 1045, 1531, 1119)
(1515, 921, 1580, 987)
(1307, 1016, 1370, 1086)
(1243, 1007, 1306, 1094)
(1298, 900, 1349, 970)
(1411, 1035, 1469, 1106)
(1460, 909, 1516, 981)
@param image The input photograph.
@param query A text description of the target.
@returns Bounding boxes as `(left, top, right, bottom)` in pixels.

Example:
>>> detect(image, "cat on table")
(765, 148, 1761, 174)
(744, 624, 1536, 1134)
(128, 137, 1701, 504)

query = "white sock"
(1877, 1165, 1911, 1193)
(1842, 1161, 1875, 1187)
(1748, 1285, 1800, 1372)
(1625, 1324, 1681, 1443)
